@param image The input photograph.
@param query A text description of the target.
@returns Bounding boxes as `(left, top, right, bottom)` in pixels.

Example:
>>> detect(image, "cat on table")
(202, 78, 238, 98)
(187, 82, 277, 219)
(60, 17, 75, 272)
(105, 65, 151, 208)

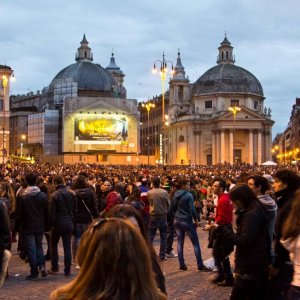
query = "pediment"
(218, 106, 265, 121)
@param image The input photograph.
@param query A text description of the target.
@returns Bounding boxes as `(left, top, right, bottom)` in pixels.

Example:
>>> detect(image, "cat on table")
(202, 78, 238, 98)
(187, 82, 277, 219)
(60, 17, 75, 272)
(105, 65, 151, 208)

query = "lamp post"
(142, 102, 155, 165)
(1, 68, 14, 165)
(20, 134, 26, 157)
(228, 106, 241, 163)
(152, 53, 173, 165)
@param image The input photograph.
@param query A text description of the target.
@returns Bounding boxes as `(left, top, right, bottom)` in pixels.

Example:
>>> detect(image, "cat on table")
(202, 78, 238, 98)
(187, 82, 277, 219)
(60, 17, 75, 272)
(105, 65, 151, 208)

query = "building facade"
(9, 35, 140, 164)
(167, 36, 273, 165)
(0, 65, 13, 163)
(272, 98, 300, 164)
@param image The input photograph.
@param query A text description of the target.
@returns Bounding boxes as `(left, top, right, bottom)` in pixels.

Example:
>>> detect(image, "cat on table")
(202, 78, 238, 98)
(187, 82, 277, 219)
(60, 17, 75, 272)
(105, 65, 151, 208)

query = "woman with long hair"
(270, 169, 300, 298)
(50, 218, 166, 300)
(281, 189, 300, 299)
(224, 184, 271, 300)
(105, 204, 166, 295)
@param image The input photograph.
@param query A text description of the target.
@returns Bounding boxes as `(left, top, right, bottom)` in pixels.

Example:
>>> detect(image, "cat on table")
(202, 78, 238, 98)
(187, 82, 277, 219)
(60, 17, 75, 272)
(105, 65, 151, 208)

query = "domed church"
(9, 35, 139, 164)
(167, 35, 274, 165)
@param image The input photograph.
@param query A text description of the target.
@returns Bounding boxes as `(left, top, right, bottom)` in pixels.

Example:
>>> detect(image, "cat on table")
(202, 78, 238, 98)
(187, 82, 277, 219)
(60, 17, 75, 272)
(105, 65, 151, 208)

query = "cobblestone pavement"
(1, 229, 232, 300)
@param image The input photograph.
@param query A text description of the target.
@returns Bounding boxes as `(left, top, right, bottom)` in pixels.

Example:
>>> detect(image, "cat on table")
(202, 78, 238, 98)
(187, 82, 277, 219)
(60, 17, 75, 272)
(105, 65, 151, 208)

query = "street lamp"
(228, 106, 241, 163)
(152, 53, 174, 165)
(20, 134, 26, 157)
(142, 102, 155, 165)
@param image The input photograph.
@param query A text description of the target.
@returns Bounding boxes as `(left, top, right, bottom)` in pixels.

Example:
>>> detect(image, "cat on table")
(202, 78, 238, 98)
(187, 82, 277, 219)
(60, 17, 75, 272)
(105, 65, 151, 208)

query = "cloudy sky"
(1, 0, 299, 135)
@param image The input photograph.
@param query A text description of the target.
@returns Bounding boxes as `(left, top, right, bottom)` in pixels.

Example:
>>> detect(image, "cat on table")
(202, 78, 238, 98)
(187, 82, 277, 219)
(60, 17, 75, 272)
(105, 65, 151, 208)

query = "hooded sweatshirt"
(258, 194, 277, 259)
(169, 190, 197, 223)
(15, 186, 48, 234)
(281, 236, 300, 287)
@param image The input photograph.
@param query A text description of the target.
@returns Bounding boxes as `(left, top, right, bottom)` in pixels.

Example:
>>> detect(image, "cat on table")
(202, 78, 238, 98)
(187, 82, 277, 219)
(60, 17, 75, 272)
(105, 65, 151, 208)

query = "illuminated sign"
(74, 116, 128, 144)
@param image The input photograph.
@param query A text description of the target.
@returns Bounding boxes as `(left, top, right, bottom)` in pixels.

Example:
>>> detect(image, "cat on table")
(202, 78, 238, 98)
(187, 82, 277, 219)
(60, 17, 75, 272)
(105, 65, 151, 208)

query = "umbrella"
(261, 161, 277, 166)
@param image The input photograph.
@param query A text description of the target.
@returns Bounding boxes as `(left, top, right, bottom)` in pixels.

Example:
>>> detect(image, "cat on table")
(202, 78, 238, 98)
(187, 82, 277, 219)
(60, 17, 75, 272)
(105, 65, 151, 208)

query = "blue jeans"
(148, 216, 167, 260)
(174, 220, 204, 268)
(74, 223, 89, 246)
(50, 228, 73, 274)
(24, 232, 45, 275)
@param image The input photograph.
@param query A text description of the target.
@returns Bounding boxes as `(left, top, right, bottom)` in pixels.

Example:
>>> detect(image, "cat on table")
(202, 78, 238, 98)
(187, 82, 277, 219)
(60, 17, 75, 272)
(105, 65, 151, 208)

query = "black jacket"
(273, 188, 294, 269)
(222, 201, 270, 275)
(74, 187, 99, 224)
(49, 185, 77, 231)
(15, 186, 48, 235)
(0, 201, 11, 252)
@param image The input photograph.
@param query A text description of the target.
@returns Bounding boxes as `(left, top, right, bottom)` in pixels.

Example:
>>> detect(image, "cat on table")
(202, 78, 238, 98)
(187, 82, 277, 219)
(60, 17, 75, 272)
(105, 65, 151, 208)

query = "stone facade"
(166, 36, 274, 165)
(9, 35, 139, 164)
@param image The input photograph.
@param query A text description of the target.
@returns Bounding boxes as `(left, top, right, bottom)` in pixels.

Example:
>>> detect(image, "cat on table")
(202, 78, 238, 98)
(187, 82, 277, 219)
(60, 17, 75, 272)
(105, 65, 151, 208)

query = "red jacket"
(215, 193, 233, 225)
(104, 191, 121, 212)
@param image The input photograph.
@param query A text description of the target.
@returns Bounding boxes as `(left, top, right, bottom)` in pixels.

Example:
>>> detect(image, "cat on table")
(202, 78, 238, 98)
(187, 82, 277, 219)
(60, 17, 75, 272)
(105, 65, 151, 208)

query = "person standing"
(15, 173, 49, 280)
(71, 175, 99, 267)
(248, 175, 277, 263)
(148, 176, 170, 261)
(139, 178, 150, 227)
(205, 178, 233, 284)
(169, 178, 209, 271)
(48, 175, 77, 276)
(100, 180, 122, 215)
(269, 169, 300, 299)
(223, 184, 271, 300)
(281, 189, 300, 300)
(0, 199, 11, 287)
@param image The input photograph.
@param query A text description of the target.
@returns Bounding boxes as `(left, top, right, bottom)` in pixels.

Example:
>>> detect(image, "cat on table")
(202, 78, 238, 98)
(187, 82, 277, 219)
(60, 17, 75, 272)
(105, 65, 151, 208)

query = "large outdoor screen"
(74, 116, 128, 144)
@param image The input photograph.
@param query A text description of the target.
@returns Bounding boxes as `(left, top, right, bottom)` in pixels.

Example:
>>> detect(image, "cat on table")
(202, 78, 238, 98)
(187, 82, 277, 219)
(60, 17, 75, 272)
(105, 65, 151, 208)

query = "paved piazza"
(1, 229, 232, 300)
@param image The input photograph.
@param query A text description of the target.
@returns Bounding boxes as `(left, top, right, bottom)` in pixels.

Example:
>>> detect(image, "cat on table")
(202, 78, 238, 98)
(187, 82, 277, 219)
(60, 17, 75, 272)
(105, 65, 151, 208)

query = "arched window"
(179, 135, 184, 143)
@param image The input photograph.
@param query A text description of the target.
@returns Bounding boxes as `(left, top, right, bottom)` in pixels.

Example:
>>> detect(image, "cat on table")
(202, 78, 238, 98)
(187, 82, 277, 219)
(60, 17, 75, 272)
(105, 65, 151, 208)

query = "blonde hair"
(50, 218, 166, 300)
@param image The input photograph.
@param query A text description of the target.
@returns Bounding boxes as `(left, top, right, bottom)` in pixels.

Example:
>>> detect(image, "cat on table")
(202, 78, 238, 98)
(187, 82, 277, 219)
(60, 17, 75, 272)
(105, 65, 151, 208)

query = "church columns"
(257, 130, 262, 165)
(193, 125, 201, 165)
(212, 130, 216, 164)
(229, 130, 234, 164)
(220, 130, 225, 163)
(264, 129, 272, 161)
(248, 129, 253, 165)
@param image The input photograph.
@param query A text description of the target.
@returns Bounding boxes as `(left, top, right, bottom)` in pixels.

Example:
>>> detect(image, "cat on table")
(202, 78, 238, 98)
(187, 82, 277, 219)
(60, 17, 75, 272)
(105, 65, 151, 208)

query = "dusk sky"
(1, 0, 300, 136)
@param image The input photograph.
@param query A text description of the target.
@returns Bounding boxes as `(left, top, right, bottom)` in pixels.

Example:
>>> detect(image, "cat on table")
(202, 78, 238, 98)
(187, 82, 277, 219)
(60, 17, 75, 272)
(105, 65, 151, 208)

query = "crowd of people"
(0, 161, 300, 299)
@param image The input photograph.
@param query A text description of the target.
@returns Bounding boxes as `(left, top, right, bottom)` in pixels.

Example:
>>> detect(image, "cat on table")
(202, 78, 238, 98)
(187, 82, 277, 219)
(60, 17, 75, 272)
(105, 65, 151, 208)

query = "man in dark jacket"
(15, 172, 48, 280)
(0, 200, 11, 287)
(48, 175, 77, 276)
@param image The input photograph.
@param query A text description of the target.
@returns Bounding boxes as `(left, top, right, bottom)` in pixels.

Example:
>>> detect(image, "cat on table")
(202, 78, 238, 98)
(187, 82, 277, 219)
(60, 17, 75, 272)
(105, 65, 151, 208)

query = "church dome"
(50, 34, 117, 91)
(51, 61, 116, 91)
(192, 36, 263, 97)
